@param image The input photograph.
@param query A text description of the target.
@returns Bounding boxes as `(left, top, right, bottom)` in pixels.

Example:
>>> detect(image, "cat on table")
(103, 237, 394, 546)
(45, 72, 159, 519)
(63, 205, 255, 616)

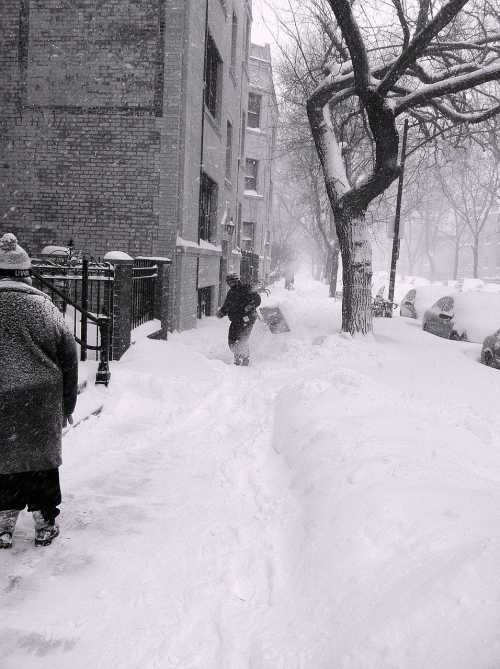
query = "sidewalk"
(2, 277, 500, 669)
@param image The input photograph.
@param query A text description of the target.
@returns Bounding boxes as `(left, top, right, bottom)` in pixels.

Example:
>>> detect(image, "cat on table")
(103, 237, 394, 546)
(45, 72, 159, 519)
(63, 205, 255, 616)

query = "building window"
(226, 121, 233, 180)
(205, 33, 222, 119)
(230, 12, 238, 70)
(245, 159, 258, 191)
(242, 221, 255, 250)
(247, 93, 261, 129)
(199, 172, 218, 241)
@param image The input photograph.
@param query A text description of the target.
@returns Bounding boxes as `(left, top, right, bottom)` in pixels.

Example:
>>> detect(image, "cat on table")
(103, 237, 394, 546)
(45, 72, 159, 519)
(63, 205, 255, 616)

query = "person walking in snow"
(217, 272, 261, 366)
(284, 264, 295, 290)
(0, 233, 78, 549)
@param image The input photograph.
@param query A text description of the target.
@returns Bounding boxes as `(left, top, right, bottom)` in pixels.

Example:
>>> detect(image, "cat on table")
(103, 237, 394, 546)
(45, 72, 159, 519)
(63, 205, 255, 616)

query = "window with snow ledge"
(230, 11, 238, 71)
(199, 172, 218, 242)
(247, 93, 261, 129)
(245, 158, 258, 191)
(242, 221, 255, 250)
(204, 33, 222, 121)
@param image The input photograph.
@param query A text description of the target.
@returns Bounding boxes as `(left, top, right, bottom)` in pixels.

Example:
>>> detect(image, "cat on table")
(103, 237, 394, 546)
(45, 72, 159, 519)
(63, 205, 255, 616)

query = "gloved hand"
(216, 309, 224, 319)
(244, 304, 255, 313)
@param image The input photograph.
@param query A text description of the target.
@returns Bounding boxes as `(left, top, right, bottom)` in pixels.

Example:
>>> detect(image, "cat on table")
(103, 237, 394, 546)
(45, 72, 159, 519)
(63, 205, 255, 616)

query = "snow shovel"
(258, 306, 290, 334)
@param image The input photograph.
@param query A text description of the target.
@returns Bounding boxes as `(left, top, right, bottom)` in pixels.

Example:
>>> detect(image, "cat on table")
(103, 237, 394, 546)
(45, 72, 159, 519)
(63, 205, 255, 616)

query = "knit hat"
(0, 233, 31, 277)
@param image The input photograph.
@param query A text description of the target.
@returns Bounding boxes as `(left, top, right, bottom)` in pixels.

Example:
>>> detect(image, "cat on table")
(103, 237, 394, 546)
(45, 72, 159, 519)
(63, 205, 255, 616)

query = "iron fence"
(31, 257, 114, 371)
(132, 259, 158, 329)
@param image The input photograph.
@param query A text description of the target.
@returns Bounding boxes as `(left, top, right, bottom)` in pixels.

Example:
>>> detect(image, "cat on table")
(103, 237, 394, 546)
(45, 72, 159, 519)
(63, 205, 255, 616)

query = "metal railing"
(132, 259, 158, 329)
(31, 258, 113, 385)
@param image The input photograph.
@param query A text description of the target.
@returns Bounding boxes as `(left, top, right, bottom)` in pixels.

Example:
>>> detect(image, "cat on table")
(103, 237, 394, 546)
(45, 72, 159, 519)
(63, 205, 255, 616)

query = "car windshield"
(436, 296, 454, 312)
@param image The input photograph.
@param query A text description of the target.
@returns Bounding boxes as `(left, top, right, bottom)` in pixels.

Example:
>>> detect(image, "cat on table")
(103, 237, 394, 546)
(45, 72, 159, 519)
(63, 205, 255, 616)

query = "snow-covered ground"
(2, 275, 500, 669)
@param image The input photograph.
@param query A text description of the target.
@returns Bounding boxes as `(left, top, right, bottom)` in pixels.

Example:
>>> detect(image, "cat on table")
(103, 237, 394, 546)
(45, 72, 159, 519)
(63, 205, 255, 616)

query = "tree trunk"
(425, 249, 435, 281)
(337, 211, 373, 334)
(453, 239, 460, 280)
(324, 249, 332, 284)
(329, 241, 340, 297)
(407, 251, 414, 275)
(472, 238, 479, 278)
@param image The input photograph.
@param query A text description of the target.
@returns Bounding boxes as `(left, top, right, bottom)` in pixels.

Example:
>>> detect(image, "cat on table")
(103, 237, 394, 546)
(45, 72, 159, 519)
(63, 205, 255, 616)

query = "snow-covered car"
(399, 285, 452, 319)
(422, 292, 500, 343)
(481, 329, 500, 368)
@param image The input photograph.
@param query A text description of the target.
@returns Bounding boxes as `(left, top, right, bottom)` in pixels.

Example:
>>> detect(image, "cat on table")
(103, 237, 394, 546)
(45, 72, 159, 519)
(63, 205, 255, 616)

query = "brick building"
(241, 43, 278, 283)
(0, 0, 252, 331)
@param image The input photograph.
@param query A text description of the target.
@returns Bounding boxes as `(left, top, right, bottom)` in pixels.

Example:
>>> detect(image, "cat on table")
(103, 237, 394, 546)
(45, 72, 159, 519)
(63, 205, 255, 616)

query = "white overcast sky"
(251, 0, 280, 47)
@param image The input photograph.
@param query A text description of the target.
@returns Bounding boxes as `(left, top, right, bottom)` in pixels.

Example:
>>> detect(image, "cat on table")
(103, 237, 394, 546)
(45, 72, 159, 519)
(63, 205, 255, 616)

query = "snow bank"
(3, 274, 500, 669)
(453, 292, 500, 342)
(411, 285, 455, 319)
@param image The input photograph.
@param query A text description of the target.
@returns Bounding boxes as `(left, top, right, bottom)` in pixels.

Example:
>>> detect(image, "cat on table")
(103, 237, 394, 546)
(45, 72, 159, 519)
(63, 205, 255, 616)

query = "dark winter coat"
(0, 280, 78, 475)
(218, 282, 262, 324)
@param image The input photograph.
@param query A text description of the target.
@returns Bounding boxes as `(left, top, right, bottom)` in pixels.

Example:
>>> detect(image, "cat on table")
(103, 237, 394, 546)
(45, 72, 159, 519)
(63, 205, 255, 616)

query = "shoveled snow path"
(1, 316, 301, 668)
(3, 276, 500, 668)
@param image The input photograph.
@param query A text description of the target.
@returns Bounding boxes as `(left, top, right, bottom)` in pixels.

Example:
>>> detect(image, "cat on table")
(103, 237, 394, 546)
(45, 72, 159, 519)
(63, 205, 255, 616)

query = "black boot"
(33, 511, 60, 547)
(0, 510, 20, 549)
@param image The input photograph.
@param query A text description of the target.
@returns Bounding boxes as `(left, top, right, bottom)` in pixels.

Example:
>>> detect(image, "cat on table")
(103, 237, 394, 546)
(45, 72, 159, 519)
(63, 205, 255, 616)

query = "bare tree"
(438, 145, 500, 277)
(306, 0, 500, 333)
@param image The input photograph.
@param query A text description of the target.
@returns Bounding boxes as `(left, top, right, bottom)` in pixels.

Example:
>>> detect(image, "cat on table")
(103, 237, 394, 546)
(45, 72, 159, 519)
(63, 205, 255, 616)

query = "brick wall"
(0, 0, 251, 332)
(0, 1, 166, 259)
(174, 252, 198, 331)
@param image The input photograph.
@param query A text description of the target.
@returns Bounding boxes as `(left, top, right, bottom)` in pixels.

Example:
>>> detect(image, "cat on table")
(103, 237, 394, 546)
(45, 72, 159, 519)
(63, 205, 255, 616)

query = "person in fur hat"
(0, 233, 78, 548)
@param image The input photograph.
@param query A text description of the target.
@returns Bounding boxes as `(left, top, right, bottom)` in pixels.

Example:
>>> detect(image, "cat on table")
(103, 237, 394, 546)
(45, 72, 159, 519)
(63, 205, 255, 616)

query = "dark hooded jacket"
(218, 282, 261, 324)
(0, 280, 78, 474)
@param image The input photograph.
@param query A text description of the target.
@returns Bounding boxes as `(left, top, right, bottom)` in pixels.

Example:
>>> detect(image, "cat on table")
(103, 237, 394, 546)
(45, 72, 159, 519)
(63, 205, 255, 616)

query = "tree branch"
(325, 0, 371, 95)
(377, 0, 471, 96)
(394, 63, 500, 114)
(391, 0, 410, 49)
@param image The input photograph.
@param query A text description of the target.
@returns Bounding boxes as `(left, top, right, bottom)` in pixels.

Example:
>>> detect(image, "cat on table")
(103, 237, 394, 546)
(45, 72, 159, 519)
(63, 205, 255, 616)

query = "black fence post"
(80, 257, 88, 361)
(106, 256, 133, 361)
(95, 316, 111, 386)
(387, 118, 409, 313)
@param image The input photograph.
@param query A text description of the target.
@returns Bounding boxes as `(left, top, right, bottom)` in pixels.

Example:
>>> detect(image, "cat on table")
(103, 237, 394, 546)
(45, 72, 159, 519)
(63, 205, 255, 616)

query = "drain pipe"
(198, 0, 209, 245)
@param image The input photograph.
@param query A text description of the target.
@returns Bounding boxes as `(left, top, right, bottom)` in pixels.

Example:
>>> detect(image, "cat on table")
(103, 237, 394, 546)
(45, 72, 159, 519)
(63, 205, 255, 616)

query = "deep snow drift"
(2, 275, 500, 668)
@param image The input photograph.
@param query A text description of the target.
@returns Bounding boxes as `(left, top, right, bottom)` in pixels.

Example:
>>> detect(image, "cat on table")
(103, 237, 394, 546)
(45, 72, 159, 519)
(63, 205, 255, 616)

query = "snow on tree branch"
(377, 0, 471, 96)
(394, 63, 500, 114)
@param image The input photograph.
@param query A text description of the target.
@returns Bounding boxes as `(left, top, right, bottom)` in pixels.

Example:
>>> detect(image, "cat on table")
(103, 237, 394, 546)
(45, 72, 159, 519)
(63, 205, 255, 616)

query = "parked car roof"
(401, 285, 453, 319)
(446, 292, 500, 343)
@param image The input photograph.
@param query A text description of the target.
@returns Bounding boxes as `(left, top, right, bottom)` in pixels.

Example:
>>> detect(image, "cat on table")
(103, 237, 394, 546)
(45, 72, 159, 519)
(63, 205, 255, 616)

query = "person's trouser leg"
(0, 472, 26, 549)
(228, 321, 254, 365)
(228, 321, 242, 364)
(26, 469, 61, 524)
(25, 469, 61, 547)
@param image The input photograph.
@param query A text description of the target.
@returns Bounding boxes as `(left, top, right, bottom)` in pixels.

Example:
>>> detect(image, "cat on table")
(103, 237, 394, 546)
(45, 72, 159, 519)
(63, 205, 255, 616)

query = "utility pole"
(387, 118, 409, 313)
